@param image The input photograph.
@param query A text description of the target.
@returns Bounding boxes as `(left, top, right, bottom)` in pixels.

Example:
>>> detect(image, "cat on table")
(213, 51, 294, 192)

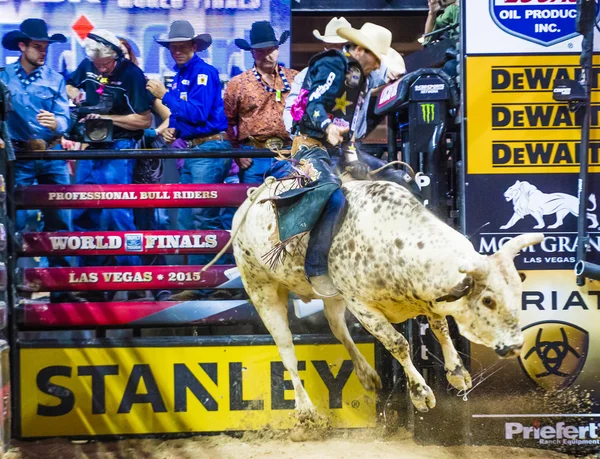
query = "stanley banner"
(465, 55, 600, 174)
(19, 341, 376, 437)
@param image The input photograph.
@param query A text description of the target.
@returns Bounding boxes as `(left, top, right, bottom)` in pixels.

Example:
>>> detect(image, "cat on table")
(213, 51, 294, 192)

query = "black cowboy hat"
(154, 20, 212, 52)
(2, 18, 66, 51)
(235, 21, 290, 51)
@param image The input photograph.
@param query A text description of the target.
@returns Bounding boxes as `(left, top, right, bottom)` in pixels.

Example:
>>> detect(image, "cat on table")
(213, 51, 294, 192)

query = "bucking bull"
(231, 177, 544, 420)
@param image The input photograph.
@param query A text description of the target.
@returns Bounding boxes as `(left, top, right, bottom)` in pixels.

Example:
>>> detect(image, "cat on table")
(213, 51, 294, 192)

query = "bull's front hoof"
(290, 409, 331, 442)
(446, 365, 472, 391)
(356, 364, 382, 391)
(409, 383, 436, 412)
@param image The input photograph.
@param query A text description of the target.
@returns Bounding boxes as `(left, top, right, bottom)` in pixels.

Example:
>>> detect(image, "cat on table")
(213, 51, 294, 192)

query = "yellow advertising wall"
(466, 55, 600, 174)
(19, 342, 377, 437)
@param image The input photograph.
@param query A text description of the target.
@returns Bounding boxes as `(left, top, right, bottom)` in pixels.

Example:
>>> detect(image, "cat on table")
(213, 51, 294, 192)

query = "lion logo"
(500, 180, 599, 230)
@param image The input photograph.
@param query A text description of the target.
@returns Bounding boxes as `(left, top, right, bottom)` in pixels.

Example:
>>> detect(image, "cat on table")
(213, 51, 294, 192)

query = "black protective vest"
(297, 49, 368, 141)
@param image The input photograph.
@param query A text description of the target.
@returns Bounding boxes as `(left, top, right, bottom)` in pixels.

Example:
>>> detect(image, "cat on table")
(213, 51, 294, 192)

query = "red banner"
(19, 265, 235, 291)
(20, 231, 232, 256)
(20, 300, 256, 327)
(15, 184, 255, 209)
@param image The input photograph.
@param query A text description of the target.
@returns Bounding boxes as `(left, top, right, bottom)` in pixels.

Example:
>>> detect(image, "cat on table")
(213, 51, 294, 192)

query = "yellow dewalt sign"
(466, 55, 600, 174)
(19, 343, 377, 437)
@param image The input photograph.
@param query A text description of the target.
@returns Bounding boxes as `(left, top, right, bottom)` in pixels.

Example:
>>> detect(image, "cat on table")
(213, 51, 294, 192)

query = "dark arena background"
(0, 0, 595, 458)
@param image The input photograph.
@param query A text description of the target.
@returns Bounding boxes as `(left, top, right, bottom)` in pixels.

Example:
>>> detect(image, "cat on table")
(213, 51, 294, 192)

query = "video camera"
(65, 92, 114, 143)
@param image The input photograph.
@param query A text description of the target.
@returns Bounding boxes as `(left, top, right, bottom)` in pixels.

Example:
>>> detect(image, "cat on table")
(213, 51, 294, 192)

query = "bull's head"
(436, 233, 544, 358)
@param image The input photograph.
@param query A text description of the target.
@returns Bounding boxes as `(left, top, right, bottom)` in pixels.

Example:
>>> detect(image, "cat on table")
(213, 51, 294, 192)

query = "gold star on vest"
(313, 109, 321, 118)
(333, 91, 353, 115)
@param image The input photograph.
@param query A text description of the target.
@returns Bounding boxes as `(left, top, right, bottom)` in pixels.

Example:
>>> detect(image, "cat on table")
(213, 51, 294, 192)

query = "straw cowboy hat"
(313, 17, 351, 44)
(337, 23, 392, 62)
(235, 21, 290, 50)
(2, 18, 66, 51)
(154, 20, 212, 52)
(384, 48, 406, 77)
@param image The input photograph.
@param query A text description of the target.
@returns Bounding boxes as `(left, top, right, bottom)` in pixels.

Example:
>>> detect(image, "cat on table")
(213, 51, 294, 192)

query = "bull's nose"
(495, 344, 522, 359)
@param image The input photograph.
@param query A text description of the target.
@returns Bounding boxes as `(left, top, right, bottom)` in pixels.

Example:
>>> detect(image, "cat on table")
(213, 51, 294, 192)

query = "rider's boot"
(310, 274, 339, 298)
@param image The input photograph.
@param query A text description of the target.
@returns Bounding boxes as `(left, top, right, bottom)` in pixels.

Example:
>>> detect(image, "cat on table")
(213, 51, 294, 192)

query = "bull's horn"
(500, 233, 545, 258)
(458, 256, 489, 280)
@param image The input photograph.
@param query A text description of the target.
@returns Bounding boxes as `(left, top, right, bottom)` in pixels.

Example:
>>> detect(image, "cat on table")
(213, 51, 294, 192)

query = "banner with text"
(19, 341, 376, 437)
(465, 173, 600, 270)
(467, 270, 600, 451)
(466, 55, 600, 175)
(0, 0, 291, 80)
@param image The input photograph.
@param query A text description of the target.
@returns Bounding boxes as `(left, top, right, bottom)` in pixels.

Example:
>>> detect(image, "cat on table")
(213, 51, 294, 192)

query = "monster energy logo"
(421, 103, 435, 123)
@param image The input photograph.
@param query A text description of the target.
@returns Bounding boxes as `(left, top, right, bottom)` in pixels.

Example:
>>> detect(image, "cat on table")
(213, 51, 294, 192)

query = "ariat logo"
(519, 321, 588, 391)
(421, 103, 435, 123)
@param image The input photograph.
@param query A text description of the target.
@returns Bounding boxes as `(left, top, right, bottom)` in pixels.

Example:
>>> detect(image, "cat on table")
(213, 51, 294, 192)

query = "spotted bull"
(232, 179, 544, 417)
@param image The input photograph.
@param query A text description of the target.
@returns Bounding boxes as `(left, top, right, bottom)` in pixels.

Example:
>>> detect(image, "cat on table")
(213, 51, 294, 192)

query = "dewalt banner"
(19, 342, 376, 437)
(466, 55, 600, 174)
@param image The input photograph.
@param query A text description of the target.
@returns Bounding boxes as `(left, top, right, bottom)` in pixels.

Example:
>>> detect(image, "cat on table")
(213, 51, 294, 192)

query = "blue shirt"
(162, 54, 227, 139)
(0, 62, 70, 142)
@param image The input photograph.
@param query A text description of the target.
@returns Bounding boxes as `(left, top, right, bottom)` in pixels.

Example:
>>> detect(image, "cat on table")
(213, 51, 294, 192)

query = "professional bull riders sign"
(463, 0, 600, 453)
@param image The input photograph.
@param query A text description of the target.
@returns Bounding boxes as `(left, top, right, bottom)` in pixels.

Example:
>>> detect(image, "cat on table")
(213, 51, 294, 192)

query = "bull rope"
(198, 175, 278, 275)
(367, 160, 423, 184)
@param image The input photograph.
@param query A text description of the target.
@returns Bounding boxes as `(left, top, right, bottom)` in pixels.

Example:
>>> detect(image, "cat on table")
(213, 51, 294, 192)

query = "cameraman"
(66, 30, 151, 273)
(0, 19, 80, 303)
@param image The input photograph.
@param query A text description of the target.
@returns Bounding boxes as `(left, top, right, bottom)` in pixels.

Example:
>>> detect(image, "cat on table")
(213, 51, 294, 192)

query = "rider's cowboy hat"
(336, 22, 392, 62)
(313, 17, 351, 44)
(154, 20, 212, 52)
(2, 18, 66, 51)
(235, 21, 290, 50)
(383, 48, 406, 77)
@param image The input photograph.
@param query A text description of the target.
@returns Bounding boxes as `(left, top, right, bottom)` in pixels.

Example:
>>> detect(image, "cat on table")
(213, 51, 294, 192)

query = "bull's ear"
(436, 276, 474, 303)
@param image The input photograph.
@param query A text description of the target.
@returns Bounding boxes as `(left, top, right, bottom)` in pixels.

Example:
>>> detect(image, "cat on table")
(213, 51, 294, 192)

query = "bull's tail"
(589, 194, 597, 212)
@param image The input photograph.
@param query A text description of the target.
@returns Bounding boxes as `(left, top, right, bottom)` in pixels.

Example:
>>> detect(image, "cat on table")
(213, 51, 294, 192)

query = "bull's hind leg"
(247, 282, 316, 418)
(428, 316, 472, 391)
(346, 301, 435, 412)
(323, 298, 382, 391)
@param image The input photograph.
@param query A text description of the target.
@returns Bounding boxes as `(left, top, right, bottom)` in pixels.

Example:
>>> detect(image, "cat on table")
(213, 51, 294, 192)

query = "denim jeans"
(72, 138, 140, 267)
(14, 150, 71, 268)
(303, 149, 421, 278)
(238, 145, 275, 184)
(305, 188, 346, 278)
(178, 139, 233, 265)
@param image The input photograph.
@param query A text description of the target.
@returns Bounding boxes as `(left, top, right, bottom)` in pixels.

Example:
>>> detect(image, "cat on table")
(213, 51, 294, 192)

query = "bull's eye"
(482, 296, 496, 310)
(519, 272, 526, 282)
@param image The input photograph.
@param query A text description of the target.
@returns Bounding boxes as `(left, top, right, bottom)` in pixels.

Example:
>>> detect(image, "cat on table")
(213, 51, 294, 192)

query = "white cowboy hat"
(313, 17, 351, 44)
(383, 48, 406, 77)
(336, 23, 392, 62)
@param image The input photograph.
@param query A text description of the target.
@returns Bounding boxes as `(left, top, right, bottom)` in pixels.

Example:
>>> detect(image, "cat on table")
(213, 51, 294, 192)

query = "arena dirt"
(3, 429, 589, 459)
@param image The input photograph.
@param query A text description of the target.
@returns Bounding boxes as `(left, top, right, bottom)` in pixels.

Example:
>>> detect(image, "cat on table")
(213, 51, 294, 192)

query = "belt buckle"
(265, 137, 284, 150)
